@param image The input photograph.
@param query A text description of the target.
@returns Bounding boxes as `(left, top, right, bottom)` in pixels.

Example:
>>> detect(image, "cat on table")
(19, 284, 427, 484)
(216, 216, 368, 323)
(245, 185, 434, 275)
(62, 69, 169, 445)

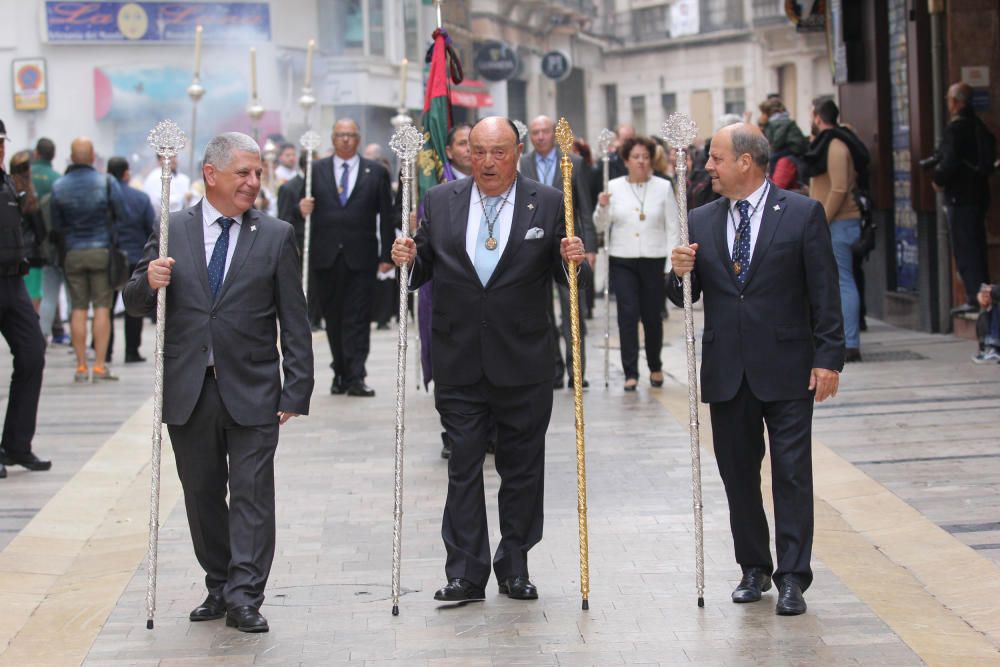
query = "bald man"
(50, 137, 127, 382)
(668, 123, 844, 616)
(933, 82, 994, 314)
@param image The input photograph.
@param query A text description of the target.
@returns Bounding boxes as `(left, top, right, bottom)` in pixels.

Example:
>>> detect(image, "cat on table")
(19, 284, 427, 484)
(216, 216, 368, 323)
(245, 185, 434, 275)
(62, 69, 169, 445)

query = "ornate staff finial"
(661, 112, 698, 150)
(597, 128, 616, 159)
(390, 123, 424, 162)
(512, 119, 528, 143)
(555, 117, 575, 155)
(299, 130, 322, 152)
(147, 120, 188, 158)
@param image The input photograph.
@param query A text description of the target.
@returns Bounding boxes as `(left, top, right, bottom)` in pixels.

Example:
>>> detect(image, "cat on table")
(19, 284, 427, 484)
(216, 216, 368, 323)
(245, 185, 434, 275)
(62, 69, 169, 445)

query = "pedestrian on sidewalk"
(107, 157, 155, 363)
(0, 119, 50, 479)
(391, 116, 588, 604)
(972, 283, 1000, 364)
(668, 122, 844, 616)
(32, 137, 70, 345)
(124, 132, 314, 633)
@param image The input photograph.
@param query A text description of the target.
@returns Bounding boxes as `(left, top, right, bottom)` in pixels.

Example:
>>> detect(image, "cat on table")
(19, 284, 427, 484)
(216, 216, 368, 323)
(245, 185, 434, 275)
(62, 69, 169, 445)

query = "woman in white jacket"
(595, 136, 680, 391)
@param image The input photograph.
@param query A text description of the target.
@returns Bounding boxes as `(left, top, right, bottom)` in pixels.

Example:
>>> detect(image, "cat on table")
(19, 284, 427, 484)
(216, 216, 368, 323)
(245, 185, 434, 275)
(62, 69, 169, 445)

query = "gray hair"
(716, 113, 743, 130)
(203, 132, 260, 170)
(730, 125, 770, 170)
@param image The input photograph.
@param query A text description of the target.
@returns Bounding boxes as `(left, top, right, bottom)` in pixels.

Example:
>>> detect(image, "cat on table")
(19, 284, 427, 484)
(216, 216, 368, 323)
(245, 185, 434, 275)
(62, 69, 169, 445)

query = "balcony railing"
(752, 0, 788, 26)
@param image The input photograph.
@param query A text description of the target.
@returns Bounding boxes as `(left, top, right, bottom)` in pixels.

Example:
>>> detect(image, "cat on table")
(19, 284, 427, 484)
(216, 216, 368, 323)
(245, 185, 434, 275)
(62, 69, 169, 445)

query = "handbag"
(105, 178, 131, 291)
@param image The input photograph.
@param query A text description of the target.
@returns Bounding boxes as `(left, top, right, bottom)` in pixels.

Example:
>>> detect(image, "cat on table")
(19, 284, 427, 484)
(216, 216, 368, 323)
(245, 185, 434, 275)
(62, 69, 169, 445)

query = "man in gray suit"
(519, 115, 596, 388)
(124, 133, 314, 633)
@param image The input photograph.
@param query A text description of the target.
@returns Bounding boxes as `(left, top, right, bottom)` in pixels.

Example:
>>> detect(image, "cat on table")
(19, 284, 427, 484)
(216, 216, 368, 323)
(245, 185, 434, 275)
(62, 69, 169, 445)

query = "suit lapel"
(489, 178, 536, 286)
(215, 210, 259, 304)
(449, 179, 478, 281)
(711, 198, 736, 287)
(521, 155, 538, 181)
(183, 202, 213, 303)
(346, 157, 370, 206)
(742, 185, 785, 289)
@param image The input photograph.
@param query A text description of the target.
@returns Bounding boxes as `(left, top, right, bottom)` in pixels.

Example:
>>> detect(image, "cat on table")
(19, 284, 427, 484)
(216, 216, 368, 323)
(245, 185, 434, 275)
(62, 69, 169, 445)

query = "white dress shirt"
(202, 198, 243, 366)
(144, 169, 191, 213)
(725, 180, 770, 262)
(594, 175, 681, 272)
(465, 181, 517, 263)
(333, 154, 360, 200)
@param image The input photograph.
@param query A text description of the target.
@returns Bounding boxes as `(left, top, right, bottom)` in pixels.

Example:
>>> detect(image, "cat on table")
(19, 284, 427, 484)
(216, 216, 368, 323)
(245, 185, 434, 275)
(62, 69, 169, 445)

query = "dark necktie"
(208, 216, 234, 300)
(732, 199, 752, 285)
(339, 162, 350, 206)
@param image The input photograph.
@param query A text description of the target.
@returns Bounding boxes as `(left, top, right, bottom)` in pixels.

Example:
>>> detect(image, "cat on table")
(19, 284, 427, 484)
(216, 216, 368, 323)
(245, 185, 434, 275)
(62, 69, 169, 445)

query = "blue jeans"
(830, 219, 861, 349)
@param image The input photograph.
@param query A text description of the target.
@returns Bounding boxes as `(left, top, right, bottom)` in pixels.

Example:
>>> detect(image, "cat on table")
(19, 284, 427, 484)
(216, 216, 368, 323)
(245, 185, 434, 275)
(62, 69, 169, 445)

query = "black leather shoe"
(1, 451, 51, 471)
(0, 462, 6, 478)
(189, 593, 226, 621)
(433, 578, 485, 602)
(731, 567, 772, 603)
(775, 579, 807, 616)
(330, 378, 346, 395)
(498, 576, 538, 600)
(125, 351, 146, 363)
(346, 383, 375, 397)
(225, 605, 269, 632)
(567, 378, 590, 390)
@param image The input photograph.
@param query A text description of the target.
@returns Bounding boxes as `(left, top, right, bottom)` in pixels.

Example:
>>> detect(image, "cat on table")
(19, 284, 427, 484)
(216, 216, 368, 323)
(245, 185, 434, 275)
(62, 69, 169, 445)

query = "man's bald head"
(528, 115, 556, 156)
(947, 82, 973, 115)
(704, 123, 769, 199)
(469, 116, 523, 196)
(70, 137, 95, 166)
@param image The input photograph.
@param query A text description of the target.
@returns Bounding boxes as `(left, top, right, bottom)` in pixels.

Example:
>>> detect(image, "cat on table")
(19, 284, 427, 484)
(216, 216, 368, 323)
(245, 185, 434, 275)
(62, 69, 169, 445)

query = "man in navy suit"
(668, 123, 844, 616)
(298, 119, 397, 397)
(392, 117, 587, 603)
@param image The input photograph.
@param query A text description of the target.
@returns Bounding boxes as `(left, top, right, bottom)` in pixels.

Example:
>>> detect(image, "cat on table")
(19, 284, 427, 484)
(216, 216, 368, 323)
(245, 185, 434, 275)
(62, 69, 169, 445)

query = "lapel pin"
(251, 225, 257, 232)
(773, 204, 781, 211)
(527, 203, 535, 210)
(364, 167, 371, 174)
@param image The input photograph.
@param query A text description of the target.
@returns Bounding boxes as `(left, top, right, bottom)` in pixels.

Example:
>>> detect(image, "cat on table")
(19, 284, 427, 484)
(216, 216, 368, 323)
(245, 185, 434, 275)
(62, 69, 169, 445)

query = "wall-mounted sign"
(671, 0, 699, 37)
(785, 0, 826, 33)
(474, 41, 518, 82)
(540, 50, 572, 82)
(12, 59, 48, 111)
(44, 2, 271, 43)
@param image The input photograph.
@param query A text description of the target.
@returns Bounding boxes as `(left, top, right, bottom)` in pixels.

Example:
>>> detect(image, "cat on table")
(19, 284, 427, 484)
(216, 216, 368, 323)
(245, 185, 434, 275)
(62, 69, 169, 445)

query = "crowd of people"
(0, 78, 993, 628)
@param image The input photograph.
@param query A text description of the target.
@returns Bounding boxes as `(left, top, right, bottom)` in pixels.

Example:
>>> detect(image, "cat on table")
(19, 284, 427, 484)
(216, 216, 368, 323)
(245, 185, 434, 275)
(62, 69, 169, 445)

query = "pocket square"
(525, 227, 545, 240)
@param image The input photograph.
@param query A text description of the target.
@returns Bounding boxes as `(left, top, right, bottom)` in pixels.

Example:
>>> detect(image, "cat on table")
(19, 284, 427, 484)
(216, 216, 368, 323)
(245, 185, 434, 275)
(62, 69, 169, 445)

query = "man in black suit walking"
(298, 119, 396, 397)
(124, 132, 314, 633)
(668, 123, 844, 616)
(392, 117, 587, 603)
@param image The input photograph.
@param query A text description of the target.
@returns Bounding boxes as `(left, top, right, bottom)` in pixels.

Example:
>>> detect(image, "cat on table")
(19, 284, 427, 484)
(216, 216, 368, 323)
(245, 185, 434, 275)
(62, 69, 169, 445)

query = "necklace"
(728, 181, 770, 275)
(627, 178, 648, 221)
(477, 179, 516, 251)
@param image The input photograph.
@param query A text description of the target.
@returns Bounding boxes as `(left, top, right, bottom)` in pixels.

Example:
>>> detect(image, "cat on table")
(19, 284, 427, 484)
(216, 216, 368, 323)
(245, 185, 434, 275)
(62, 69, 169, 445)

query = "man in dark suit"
(392, 117, 587, 603)
(519, 115, 596, 389)
(124, 132, 314, 633)
(298, 119, 396, 397)
(667, 123, 843, 616)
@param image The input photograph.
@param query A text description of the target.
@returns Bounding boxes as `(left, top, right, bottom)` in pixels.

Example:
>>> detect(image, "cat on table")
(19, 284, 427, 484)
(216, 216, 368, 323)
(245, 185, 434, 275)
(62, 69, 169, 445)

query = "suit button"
(201, 345, 208, 352)
(211, 315, 217, 320)
(481, 321, 487, 328)
(740, 295, 744, 301)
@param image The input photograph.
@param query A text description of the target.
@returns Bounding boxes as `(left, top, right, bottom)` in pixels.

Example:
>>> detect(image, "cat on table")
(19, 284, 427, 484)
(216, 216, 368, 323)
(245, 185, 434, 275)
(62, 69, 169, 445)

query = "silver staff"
(390, 111, 420, 389)
(388, 122, 424, 616)
(596, 128, 616, 388)
(661, 113, 704, 607)
(145, 120, 187, 629)
(299, 131, 321, 294)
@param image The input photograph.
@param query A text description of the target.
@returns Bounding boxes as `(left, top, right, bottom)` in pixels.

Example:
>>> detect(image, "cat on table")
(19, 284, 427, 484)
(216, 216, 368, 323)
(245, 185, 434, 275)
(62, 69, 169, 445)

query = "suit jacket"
(409, 177, 567, 387)
(293, 156, 397, 271)
(666, 186, 844, 404)
(520, 150, 596, 252)
(123, 203, 314, 426)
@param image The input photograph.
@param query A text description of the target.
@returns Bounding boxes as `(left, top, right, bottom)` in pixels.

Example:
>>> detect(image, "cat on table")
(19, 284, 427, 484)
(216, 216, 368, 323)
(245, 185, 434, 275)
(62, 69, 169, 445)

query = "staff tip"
(391, 604, 399, 616)
(697, 596, 704, 608)
(582, 598, 589, 611)
(146, 619, 154, 629)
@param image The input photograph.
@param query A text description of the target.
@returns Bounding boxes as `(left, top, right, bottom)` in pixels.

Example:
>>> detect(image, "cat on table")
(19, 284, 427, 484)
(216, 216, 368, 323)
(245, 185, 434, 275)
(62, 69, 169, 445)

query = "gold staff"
(555, 117, 591, 610)
(661, 112, 704, 607)
(144, 120, 187, 629)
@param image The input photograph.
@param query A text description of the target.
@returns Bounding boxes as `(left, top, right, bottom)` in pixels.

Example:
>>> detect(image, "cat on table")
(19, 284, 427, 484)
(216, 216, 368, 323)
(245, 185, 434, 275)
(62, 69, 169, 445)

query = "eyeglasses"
(333, 132, 360, 140)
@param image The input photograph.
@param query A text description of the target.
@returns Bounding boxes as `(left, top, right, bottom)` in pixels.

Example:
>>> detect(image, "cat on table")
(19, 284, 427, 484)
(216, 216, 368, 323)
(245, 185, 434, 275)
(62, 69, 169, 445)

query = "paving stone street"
(0, 301, 998, 666)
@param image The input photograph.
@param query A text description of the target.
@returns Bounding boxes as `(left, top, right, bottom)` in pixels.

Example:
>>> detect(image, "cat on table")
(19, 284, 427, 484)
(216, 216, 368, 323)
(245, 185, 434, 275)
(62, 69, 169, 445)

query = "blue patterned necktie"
(339, 162, 350, 206)
(208, 216, 234, 300)
(732, 199, 752, 285)
(473, 196, 501, 286)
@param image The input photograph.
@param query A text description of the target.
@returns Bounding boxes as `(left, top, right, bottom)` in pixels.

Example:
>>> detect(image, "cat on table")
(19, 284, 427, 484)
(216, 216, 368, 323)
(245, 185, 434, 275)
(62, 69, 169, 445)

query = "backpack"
(971, 116, 997, 176)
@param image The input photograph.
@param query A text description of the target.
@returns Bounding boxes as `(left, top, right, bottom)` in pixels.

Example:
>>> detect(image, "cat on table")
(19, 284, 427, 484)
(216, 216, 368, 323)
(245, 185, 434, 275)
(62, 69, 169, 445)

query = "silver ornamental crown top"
(662, 113, 698, 150)
(299, 130, 322, 151)
(512, 119, 528, 142)
(389, 123, 424, 161)
(147, 120, 188, 158)
(597, 128, 616, 158)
